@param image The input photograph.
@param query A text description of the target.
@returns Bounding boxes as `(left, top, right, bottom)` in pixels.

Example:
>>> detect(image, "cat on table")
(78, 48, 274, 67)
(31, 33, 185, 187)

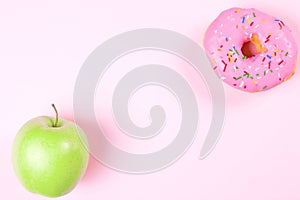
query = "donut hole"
(241, 41, 257, 58)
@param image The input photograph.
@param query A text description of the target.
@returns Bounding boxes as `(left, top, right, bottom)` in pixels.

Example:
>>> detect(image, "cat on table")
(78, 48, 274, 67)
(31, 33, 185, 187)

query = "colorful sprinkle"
(285, 52, 289, 56)
(235, 76, 242, 80)
(250, 22, 254, 26)
(253, 13, 256, 17)
(278, 60, 284, 65)
(266, 55, 272, 59)
(222, 60, 227, 72)
(212, 59, 216, 65)
(233, 46, 240, 56)
(264, 35, 271, 43)
(239, 81, 244, 87)
(263, 85, 268, 90)
(242, 16, 246, 23)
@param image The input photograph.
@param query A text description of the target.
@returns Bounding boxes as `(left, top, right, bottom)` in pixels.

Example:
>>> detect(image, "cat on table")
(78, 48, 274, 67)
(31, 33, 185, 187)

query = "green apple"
(12, 104, 89, 198)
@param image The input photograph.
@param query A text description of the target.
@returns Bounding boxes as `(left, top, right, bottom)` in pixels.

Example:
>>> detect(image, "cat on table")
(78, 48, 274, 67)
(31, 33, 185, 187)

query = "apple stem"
(51, 104, 59, 127)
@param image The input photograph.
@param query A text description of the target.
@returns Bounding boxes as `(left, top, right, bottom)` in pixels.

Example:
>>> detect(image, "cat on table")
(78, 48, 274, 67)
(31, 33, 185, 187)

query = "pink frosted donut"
(204, 7, 298, 92)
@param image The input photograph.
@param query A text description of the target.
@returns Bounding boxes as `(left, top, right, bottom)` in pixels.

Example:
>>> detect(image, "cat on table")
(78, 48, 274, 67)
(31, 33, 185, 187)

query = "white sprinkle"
(248, 65, 252, 69)
(221, 76, 226, 80)
(275, 67, 279, 71)
(255, 67, 260, 71)
(278, 73, 281, 77)
(239, 81, 244, 87)
(255, 24, 259, 28)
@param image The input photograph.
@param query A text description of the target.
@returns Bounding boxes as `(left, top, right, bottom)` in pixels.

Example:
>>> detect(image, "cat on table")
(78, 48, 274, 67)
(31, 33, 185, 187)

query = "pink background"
(1, 0, 300, 199)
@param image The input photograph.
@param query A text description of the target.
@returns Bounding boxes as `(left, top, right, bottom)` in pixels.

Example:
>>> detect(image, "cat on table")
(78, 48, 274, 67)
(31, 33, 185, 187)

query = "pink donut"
(204, 7, 298, 92)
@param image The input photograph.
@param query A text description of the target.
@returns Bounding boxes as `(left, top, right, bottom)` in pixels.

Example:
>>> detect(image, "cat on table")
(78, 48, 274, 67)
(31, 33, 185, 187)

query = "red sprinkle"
(233, 83, 237, 86)
(222, 60, 227, 72)
(278, 60, 284, 65)
(234, 58, 237, 62)
(265, 39, 270, 43)
(213, 66, 217, 70)
(250, 22, 254, 26)
(268, 61, 271, 68)
(244, 85, 247, 89)
(220, 45, 223, 48)
(280, 20, 285, 26)
(262, 57, 266, 62)
(279, 23, 283, 30)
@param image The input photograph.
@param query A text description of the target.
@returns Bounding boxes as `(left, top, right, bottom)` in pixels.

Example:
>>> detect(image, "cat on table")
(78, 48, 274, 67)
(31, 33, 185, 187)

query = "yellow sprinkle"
(274, 49, 279, 52)
(252, 80, 257, 84)
(236, 24, 239, 29)
(212, 59, 216, 65)
(237, 8, 240, 13)
(260, 19, 268, 24)
(246, 18, 251, 23)
(242, 26, 245, 30)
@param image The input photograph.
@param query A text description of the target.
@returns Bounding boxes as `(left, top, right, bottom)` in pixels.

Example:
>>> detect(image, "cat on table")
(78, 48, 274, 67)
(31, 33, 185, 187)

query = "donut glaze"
(204, 7, 298, 92)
